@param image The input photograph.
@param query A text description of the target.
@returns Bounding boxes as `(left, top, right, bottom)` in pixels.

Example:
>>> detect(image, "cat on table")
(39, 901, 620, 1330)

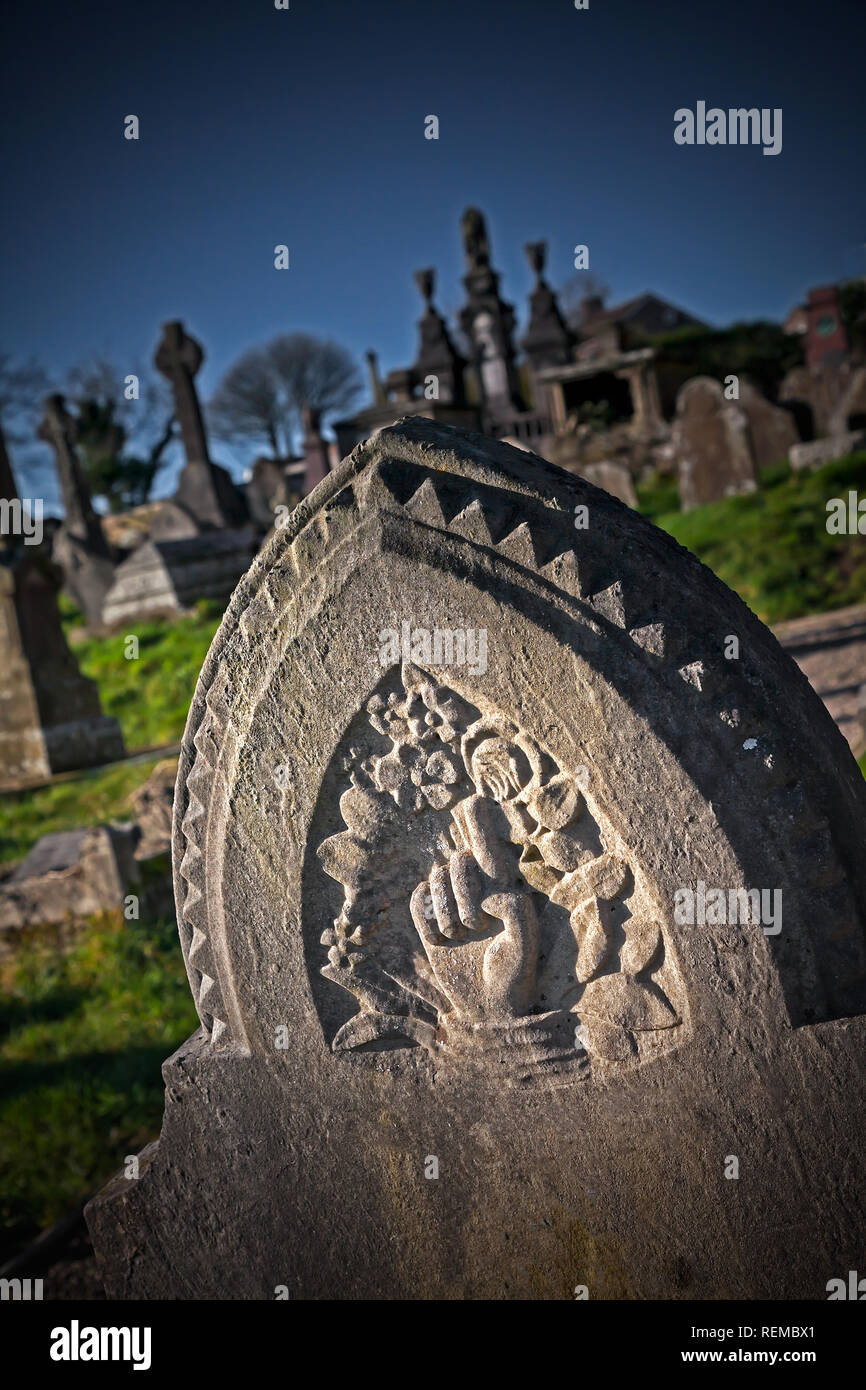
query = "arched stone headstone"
(673, 376, 758, 510)
(87, 419, 866, 1299)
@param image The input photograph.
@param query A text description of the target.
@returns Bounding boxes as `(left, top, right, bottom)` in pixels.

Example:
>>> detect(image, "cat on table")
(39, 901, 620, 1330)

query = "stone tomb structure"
(101, 530, 257, 628)
(88, 419, 866, 1299)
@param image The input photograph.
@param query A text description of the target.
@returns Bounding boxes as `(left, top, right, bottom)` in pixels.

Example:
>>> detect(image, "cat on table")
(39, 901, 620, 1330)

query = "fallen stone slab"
(789, 430, 866, 471)
(0, 824, 139, 945)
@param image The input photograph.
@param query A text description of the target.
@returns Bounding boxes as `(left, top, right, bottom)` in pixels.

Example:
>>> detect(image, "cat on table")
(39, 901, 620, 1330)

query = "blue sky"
(3, 0, 865, 499)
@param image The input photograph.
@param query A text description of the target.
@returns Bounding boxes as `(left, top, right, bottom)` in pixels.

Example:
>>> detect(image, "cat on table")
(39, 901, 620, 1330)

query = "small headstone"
(672, 376, 758, 509)
(579, 460, 638, 507)
(0, 824, 138, 942)
(130, 759, 178, 860)
(88, 419, 866, 1299)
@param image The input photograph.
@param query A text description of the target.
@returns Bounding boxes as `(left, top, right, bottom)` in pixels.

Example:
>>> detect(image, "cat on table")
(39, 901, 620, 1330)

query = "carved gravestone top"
(672, 376, 758, 510)
(88, 418, 866, 1300)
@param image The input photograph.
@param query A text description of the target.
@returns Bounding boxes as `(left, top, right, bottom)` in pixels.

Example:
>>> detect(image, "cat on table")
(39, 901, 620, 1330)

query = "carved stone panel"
(313, 662, 684, 1083)
(87, 418, 866, 1301)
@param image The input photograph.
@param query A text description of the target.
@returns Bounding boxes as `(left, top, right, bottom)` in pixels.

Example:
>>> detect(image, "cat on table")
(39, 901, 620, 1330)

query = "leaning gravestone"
(1, 452, 124, 789)
(87, 418, 866, 1299)
(38, 394, 116, 628)
(672, 376, 758, 510)
(738, 379, 800, 469)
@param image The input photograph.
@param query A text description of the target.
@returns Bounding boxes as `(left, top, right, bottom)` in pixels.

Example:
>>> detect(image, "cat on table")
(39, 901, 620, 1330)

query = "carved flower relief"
(315, 663, 681, 1076)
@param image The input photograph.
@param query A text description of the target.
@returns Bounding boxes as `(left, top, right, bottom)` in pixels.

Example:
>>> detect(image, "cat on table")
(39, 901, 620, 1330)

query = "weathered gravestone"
(1, 454, 124, 789)
(672, 377, 758, 510)
(0, 825, 138, 948)
(38, 394, 116, 627)
(87, 418, 866, 1299)
(738, 379, 800, 469)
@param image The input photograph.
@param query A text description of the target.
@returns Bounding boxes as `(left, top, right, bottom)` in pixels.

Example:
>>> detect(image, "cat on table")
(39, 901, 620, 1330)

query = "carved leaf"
(577, 973, 678, 1030)
(620, 915, 662, 976)
(575, 900, 610, 983)
(579, 852, 631, 902)
(316, 832, 369, 890)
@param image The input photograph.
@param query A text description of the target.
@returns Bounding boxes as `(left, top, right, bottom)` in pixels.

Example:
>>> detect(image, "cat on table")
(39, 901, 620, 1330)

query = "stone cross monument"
(154, 320, 249, 531)
(88, 419, 866, 1299)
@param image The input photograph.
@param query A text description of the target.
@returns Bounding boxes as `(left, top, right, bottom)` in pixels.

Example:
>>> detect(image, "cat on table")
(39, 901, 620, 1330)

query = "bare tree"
(65, 356, 176, 511)
(0, 353, 54, 498)
(559, 272, 611, 332)
(269, 334, 362, 423)
(209, 334, 362, 457)
(208, 347, 293, 458)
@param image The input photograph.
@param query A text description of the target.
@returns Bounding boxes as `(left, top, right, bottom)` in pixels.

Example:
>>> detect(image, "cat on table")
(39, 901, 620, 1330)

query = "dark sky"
(2, 0, 865, 493)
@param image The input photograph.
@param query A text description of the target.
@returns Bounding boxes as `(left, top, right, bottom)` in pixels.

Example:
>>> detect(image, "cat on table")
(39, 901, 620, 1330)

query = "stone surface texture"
(87, 418, 866, 1300)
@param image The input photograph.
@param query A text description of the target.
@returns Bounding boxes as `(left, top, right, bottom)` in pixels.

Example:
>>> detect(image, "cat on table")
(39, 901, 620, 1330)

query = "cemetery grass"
(0, 756, 171, 868)
(641, 451, 866, 625)
(67, 596, 224, 750)
(0, 909, 198, 1262)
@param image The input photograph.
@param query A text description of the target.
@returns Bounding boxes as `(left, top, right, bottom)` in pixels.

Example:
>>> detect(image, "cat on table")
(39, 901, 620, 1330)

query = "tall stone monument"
(88, 419, 866, 1299)
(0, 453, 124, 789)
(521, 241, 573, 371)
(38, 393, 115, 628)
(154, 320, 250, 532)
(458, 208, 524, 430)
(412, 267, 466, 406)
